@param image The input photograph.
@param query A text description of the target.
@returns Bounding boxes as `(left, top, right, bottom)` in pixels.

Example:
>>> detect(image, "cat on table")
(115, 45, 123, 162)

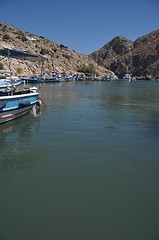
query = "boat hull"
(0, 104, 35, 124)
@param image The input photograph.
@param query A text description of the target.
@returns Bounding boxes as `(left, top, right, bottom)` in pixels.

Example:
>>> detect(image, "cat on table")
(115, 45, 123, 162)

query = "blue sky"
(1, 0, 158, 54)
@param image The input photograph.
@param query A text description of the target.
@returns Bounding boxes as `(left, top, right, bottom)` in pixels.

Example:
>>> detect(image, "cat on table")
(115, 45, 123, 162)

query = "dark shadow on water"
(0, 109, 44, 179)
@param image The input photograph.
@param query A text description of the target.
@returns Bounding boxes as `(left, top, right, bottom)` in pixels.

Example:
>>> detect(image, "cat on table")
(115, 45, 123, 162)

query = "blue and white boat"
(22, 76, 42, 83)
(0, 79, 13, 93)
(0, 47, 44, 124)
(0, 87, 40, 124)
(44, 71, 61, 83)
(0, 78, 25, 93)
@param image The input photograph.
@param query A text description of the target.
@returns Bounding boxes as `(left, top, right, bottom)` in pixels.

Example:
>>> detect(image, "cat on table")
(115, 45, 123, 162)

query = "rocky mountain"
(0, 21, 115, 78)
(90, 30, 159, 79)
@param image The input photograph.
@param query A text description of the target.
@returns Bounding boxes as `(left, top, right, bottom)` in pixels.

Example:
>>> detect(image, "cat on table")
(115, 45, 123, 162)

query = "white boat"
(0, 47, 45, 124)
(44, 71, 61, 83)
(122, 74, 132, 81)
(0, 79, 25, 92)
(0, 79, 13, 93)
(0, 70, 25, 92)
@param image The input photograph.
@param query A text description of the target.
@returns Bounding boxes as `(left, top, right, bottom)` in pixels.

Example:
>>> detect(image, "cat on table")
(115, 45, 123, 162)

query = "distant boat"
(44, 71, 61, 83)
(122, 74, 132, 81)
(22, 76, 42, 83)
(44, 71, 72, 83)
(0, 47, 45, 124)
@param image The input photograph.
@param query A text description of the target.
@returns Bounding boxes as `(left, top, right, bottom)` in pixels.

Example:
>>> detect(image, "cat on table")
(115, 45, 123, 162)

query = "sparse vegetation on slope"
(0, 21, 115, 78)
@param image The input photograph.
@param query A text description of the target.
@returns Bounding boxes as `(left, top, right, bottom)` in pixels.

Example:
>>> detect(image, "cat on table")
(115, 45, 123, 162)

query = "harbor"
(0, 0, 159, 238)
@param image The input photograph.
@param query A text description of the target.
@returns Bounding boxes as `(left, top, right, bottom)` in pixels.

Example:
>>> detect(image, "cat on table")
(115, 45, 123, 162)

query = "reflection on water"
(1, 81, 159, 240)
(0, 110, 44, 179)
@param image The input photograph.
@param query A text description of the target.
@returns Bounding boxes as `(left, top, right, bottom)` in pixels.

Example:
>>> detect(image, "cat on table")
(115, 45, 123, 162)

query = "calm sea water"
(0, 80, 159, 240)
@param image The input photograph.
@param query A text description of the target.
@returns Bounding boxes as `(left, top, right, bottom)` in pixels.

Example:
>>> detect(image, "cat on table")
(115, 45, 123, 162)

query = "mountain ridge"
(89, 29, 159, 79)
(1, 21, 158, 80)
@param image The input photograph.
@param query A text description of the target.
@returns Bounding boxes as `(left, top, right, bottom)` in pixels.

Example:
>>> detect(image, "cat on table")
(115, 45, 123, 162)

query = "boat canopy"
(0, 47, 45, 62)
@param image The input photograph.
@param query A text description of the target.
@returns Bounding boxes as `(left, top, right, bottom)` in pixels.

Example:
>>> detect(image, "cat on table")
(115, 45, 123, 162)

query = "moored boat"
(22, 76, 43, 83)
(0, 87, 40, 124)
(0, 79, 25, 91)
(0, 70, 25, 92)
(0, 46, 45, 124)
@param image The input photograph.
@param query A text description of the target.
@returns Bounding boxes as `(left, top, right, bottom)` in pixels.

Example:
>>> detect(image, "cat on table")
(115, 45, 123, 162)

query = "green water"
(0, 80, 159, 240)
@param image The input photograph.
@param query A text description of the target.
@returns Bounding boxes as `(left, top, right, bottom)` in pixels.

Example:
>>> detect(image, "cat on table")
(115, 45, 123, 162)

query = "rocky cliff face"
(0, 22, 115, 78)
(90, 30, 159, 79)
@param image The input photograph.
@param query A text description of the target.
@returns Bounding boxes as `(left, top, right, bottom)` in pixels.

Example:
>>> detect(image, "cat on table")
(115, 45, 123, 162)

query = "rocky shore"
(0, 21, 116, 79)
